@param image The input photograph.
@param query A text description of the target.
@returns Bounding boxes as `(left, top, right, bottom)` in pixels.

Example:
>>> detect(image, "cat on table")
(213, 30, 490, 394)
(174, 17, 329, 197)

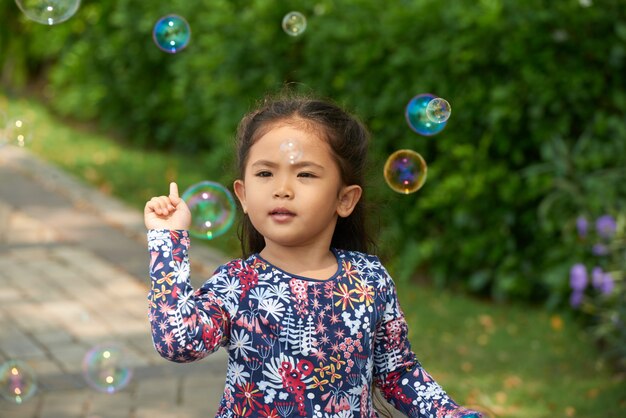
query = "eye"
(255, 170, 272, 177)
(297, 172, 317, 178)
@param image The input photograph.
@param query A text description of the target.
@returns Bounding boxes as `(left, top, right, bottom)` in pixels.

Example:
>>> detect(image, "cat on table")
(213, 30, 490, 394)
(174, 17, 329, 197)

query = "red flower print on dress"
(289, 278, 309, 315)
(201, 320, 222, 351)
(237, 264, 259, 300)
(279, 359, 313, 416)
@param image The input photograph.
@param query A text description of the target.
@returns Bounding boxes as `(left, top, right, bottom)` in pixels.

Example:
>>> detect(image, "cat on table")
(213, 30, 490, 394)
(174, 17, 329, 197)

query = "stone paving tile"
(0, 146, 231, 416)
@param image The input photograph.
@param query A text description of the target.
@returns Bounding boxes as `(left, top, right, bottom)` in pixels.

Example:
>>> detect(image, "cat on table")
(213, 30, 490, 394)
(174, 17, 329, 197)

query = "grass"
(0, 92, 241, 256)
(2, 93, 625, 417)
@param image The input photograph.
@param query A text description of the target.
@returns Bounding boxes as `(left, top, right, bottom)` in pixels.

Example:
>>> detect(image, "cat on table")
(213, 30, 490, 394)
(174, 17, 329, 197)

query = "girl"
(144, 94, 482, 418)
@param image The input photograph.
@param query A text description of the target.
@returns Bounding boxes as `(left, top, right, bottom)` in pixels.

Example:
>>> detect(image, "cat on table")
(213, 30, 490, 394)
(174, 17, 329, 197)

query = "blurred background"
(1, 0, 625, 417)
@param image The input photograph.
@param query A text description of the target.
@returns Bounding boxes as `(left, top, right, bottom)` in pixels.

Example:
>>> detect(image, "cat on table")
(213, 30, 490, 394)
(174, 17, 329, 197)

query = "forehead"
(247, 123, 333, 161)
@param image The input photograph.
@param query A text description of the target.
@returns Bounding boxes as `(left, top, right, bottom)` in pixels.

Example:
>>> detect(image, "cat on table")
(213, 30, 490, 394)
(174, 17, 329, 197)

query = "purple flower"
(570, 290, 584, 308)
(591, 266, 604, 289)
(600, 273, 614, 295)
(569, 264, 588, 291)
(576, 216, 588, 238)
(595, 215, 617, 239)
(592, 243, 609, 256)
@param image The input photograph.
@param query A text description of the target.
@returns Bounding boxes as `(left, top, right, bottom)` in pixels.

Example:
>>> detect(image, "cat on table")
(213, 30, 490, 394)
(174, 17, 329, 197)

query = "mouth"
(269, 207, 295, 216)
(269, 208, 295, 222)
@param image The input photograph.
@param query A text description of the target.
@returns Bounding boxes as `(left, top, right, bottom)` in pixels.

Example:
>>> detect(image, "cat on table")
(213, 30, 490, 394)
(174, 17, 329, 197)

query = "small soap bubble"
(15, 0, 81, 25)
(6, 118, 33, 147)
(405, 93, 447, 136)
(82, 343, 133, 394)
(383, 149, 428, 194)
(282, 11, 307, 37)
(0, 360, 38, 404)
(152, 14, 191, 53)
(182, 181, 236, 240)
(425, 97, 451, 124)
(464, 404, 496, 418)
(279, 139, 303, 164)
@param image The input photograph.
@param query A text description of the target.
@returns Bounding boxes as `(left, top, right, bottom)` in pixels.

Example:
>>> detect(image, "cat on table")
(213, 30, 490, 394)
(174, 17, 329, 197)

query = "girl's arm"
(147, 229, 231, 362)
(373, 268, 482, 418)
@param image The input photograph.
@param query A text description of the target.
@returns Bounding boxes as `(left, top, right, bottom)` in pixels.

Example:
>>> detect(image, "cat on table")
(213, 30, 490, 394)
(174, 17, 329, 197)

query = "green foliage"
(1, 0, 625, 308)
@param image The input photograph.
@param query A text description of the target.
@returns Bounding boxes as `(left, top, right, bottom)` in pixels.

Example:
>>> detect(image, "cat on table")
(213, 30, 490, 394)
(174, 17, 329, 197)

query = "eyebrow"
(250, 159, 325, 170)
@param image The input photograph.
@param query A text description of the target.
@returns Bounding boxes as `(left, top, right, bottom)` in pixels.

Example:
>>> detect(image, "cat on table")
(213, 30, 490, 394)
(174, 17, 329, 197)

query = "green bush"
(1, 0, 625, 309)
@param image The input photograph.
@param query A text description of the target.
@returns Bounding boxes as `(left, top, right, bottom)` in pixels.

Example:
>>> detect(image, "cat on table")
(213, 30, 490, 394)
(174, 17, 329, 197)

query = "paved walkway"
(0, 145, 230, 417)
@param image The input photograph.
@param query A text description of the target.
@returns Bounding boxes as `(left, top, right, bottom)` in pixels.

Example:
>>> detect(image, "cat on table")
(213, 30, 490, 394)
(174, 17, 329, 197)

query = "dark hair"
(235, 92, 375, 257)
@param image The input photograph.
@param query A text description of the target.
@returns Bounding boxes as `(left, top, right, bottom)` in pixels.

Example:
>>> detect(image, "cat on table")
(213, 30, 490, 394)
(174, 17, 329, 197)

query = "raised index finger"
(169, 182, 180, 200)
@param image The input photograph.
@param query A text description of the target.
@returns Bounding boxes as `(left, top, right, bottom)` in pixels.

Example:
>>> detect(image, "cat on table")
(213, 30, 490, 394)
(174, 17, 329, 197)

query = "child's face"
(233, 123, 361, 252)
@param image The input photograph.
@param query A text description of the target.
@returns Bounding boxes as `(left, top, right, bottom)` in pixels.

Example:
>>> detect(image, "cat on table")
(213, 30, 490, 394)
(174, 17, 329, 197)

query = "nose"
(273, 177, 293, 199)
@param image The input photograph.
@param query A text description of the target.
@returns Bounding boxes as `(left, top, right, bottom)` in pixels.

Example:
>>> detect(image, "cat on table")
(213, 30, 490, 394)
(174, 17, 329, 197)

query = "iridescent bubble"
(152, 14, 191, 54)
(0, 360, 38, 404)
(15, 0, 81, 25)
(82, 343, 133, 394)
(279, 139, 303, 164)
(282, 11, 307, 37)
(463, 404, 497, 418)
(383, 149, 428, 194)
(425, 97, 451, 124)
(405, 93, 447, 136)
(6, 118, 33, 147)
(182, 181, 236, 240)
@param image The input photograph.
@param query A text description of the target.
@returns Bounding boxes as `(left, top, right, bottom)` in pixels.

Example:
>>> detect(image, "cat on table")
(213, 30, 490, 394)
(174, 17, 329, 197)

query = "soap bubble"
(383, 149, 428, 194)
(6, 118, 33, 147)
(0, 360, 38, 404)
(153, 14, 191, 53)
(282, 11, 307, 36)
(15, 0, 81, 25)
(82, 343, 133, 394)
(425, 97, 451, 124)
(464, 404, 496, 418)
(182, 181, 236, 240)
(405, 93, 447, 136)
(279, 139, 303, 164)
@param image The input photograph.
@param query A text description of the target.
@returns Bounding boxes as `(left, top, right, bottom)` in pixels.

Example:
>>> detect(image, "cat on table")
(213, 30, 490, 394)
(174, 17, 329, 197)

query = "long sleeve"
(373, 266, 481, 418)
(147, 229, 231, 362)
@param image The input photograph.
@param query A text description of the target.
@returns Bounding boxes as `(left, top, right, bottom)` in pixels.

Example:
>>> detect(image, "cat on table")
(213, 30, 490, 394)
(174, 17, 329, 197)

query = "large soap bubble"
(405, 93, 447, 136)
(383, 149, 428, 194)
(182, 181, 236, 240)
(15, 0, 81, 25)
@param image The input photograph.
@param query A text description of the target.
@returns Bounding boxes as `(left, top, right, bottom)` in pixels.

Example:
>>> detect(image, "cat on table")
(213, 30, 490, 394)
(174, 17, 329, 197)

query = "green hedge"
(2, 0, 625, 305)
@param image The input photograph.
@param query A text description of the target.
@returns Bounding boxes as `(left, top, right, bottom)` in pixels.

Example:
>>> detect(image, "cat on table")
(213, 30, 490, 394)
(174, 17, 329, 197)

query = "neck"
(260, 244, 337, 280)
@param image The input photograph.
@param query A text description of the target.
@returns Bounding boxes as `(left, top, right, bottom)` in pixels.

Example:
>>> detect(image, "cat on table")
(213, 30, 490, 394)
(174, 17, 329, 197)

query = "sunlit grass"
(2, 93, 625, 417)
(398, 284, 626, 417)
(0, 92, 241, 256)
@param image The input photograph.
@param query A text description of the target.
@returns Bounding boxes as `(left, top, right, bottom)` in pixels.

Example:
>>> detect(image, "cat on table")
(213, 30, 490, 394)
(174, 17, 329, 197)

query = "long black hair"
(235, 92, 376, 257)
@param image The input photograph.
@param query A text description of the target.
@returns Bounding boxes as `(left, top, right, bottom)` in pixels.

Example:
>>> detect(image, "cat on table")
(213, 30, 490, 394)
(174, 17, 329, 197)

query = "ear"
(336, 185, 362, 218)
(233, 179, 248, 214)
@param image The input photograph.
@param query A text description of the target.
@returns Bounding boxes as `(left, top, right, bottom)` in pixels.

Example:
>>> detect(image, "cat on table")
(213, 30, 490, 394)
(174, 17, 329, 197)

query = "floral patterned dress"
(147, 229, 481, 418)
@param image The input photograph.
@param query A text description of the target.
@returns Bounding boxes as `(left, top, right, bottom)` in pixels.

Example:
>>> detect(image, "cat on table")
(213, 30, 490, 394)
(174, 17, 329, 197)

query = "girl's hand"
(144, 182, 191, 230)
